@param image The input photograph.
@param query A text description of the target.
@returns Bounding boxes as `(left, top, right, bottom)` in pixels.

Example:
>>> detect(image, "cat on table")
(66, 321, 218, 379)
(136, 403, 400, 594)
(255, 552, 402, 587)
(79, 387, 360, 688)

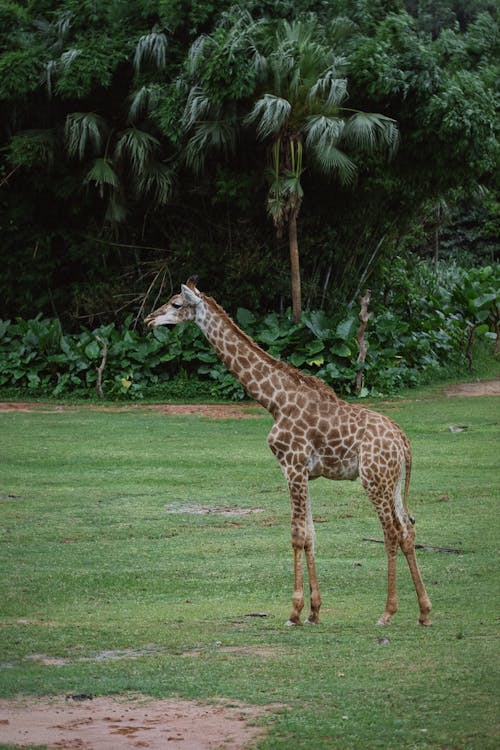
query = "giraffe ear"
(181, 284, 201, 306)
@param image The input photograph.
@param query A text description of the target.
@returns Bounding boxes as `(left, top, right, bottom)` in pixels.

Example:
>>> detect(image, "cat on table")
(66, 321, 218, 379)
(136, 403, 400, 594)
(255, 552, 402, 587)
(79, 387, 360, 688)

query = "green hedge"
(1, 263, 497, 400)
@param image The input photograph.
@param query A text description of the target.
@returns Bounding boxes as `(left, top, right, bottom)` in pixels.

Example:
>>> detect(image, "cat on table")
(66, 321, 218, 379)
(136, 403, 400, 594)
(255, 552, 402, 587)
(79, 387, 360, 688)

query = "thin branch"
(134, 265, 172, 328)
(0, 165, 20, 188)
(362, 537, 463, 554)
(84, 236, 169, 254)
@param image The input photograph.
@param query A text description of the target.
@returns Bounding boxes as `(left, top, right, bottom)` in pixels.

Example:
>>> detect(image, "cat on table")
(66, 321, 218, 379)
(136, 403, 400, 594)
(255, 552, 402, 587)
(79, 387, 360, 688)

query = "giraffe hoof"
(376, 616, 391, 626)
(285, 618, 303, 627)
(306, 616, 320, 625)
(418, 618, 432, 627)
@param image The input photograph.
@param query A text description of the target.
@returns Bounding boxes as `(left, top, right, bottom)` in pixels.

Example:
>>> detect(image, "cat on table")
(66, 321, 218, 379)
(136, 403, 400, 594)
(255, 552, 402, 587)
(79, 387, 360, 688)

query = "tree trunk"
(288, 207, 302, 323)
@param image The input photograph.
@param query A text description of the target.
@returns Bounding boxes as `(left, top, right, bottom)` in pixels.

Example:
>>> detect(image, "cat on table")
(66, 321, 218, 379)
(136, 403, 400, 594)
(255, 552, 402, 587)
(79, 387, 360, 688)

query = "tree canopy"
(0, 0, 497, 327)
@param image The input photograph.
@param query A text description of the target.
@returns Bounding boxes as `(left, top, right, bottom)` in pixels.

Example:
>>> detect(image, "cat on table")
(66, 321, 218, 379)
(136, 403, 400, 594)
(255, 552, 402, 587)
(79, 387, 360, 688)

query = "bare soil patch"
(0, 693, 271, 749)
(165, 502, 265, 516)
(444, 380, 500, 397)
(144, 403, 264, 419)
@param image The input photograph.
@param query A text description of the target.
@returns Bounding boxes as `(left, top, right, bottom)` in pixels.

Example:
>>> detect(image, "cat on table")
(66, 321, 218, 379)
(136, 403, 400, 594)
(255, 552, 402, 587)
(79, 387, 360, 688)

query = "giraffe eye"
(171, 302, 182, 309)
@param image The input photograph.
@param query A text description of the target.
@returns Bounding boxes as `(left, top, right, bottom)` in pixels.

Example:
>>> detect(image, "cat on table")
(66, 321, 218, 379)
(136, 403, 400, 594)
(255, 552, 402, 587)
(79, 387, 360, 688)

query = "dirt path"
(0, 401, 264, 417)
(444, 379, 500, 397)
(0, 694, 271, 749)
(0, 379, 498, 417)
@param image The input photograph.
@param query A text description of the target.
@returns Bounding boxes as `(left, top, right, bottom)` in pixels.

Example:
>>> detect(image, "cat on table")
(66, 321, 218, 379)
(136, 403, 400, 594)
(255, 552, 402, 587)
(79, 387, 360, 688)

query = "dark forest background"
(1, 0, 497, 330)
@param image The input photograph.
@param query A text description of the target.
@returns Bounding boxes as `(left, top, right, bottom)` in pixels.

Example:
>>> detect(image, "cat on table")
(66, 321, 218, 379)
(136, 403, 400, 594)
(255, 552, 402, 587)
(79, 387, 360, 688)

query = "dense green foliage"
(1, 393, 499, 748)
(0, 0, 498, 328)
(1, 262, 497, 400)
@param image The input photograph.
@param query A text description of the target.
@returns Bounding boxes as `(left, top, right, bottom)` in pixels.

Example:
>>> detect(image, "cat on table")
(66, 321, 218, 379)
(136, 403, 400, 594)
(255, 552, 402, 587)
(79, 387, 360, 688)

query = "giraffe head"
(145, 276, 203, 328)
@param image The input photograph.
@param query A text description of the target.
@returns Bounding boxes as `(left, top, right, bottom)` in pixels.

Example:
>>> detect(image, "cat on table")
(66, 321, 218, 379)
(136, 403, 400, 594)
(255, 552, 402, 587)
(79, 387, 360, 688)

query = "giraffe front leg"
(304, 545, 321, 623)
(286, 545, 305, 626)
(285, 473, 309, 626)
(304, 491, 321, 624)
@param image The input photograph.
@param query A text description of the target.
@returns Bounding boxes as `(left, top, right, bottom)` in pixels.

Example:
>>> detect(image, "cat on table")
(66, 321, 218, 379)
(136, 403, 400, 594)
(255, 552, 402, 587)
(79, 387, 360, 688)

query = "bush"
(0, 263, 497, 401)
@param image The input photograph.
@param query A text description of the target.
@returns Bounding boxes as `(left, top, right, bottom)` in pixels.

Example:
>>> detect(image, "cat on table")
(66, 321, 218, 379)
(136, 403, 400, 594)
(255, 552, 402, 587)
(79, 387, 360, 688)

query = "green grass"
(0, 387, 499, 749)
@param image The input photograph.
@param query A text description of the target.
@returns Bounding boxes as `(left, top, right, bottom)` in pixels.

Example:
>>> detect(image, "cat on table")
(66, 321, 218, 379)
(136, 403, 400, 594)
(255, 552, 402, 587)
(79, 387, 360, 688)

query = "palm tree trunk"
(288, 206, 301, 323)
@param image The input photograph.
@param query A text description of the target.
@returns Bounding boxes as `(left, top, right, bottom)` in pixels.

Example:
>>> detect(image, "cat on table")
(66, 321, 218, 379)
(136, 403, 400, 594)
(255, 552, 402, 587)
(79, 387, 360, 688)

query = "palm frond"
(308, 68, 348, 107)
(266, 177, 303, 235)
(281, 172, 304, 206)
(187, 35, 210, 76)
(136, 162, 174, 205)
(245, 94, 291, 139)
(266, 189, 287, 229)
(329, 16, 358, 45)
(60, 48, 81, 71)
(311, 142, 357, 185)
(114, 128, 160, 174)
(276, 18, 314, 48)
(84, 158, 119, 197)
(43, 59, 57, 98)
(304, 115, 345, 149)
(65, 112, 108, 160)
(182, 86, 216, 129)
(53, 11, 73, 47)
(341, 112, 399, 156)
(185, 120, 236, 172)
(134, 26, 168, 73)
(267, 47, 296, 97)
(34, 10, 72, 52)
(128, 84, 161, 123)
(248, 43, 268, 79)
(42, 48, 80, 98)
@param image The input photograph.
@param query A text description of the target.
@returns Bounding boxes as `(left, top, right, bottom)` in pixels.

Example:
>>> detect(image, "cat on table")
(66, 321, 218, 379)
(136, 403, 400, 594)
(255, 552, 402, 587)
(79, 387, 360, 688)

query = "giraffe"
(145, 277, 432, 627)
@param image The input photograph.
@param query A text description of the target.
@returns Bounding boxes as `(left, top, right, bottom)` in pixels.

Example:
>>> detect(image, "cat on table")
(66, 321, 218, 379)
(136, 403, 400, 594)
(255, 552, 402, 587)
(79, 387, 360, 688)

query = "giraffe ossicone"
(145, 279, 432, 627)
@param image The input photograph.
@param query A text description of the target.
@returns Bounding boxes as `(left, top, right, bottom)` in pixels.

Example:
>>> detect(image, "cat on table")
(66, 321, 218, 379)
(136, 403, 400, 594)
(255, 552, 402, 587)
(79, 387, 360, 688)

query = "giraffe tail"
(403, 441, 415, 526)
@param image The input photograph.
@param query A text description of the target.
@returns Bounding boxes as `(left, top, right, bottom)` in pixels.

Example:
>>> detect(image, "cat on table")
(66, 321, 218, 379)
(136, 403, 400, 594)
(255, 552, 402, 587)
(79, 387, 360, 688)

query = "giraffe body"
(145, 280, 432, 627)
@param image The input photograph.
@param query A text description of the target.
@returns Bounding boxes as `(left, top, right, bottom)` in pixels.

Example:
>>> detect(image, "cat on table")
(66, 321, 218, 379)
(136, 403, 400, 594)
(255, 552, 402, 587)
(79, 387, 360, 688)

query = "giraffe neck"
(196, 295, 294, 414)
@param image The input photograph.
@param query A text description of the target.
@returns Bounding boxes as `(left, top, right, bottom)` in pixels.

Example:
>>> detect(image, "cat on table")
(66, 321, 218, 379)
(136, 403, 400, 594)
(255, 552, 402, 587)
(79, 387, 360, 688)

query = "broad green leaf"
(331, 342, 351, 357)
(304, 340, 325, 356)
(289, 352, 306, 367)
(472, 293, 497, 309)
(303, 310, 332, 339)
(84, 341, 101, 359)
(335, 317, 356, 341)
(236, 308, 256, 328)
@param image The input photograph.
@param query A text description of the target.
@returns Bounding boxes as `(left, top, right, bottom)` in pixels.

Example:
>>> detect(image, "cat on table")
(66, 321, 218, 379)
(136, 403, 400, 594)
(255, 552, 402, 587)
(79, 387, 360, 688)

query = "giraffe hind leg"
(400, 530, 432, 626)
(304, 488, 321, 623)
(376, 520, 400, 626)
(360, 470, 401, 625)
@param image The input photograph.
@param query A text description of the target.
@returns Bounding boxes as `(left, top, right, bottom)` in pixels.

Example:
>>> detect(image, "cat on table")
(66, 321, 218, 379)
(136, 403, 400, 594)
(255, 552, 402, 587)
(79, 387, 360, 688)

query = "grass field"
(0, 386, 499, 749)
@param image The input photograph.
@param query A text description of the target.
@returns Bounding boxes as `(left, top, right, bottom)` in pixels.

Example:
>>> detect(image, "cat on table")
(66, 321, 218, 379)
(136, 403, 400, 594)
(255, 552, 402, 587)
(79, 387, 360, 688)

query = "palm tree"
(62, 26, 174, 223)
(183, 15, 399, 321)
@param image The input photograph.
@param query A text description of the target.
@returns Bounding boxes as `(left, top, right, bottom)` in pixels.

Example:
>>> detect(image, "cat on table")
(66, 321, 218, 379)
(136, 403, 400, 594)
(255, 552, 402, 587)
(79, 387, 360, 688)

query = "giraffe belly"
(307, 448, 359, 481)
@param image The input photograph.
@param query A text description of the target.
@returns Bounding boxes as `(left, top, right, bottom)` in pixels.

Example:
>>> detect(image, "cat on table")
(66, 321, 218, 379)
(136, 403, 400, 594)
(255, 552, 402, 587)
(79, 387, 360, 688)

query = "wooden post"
(356, 289, 371, 394)
(95, 335, 108, 399)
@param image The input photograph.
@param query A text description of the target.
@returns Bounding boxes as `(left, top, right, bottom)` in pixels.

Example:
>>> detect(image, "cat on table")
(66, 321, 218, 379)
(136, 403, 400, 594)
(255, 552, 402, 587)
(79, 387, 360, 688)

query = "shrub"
(0, 263, 497, 400)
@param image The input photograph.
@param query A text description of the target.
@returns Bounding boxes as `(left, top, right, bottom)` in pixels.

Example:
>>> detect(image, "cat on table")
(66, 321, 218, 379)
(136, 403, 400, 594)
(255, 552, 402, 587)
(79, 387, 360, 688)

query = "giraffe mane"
(202, 294, 339, 400)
